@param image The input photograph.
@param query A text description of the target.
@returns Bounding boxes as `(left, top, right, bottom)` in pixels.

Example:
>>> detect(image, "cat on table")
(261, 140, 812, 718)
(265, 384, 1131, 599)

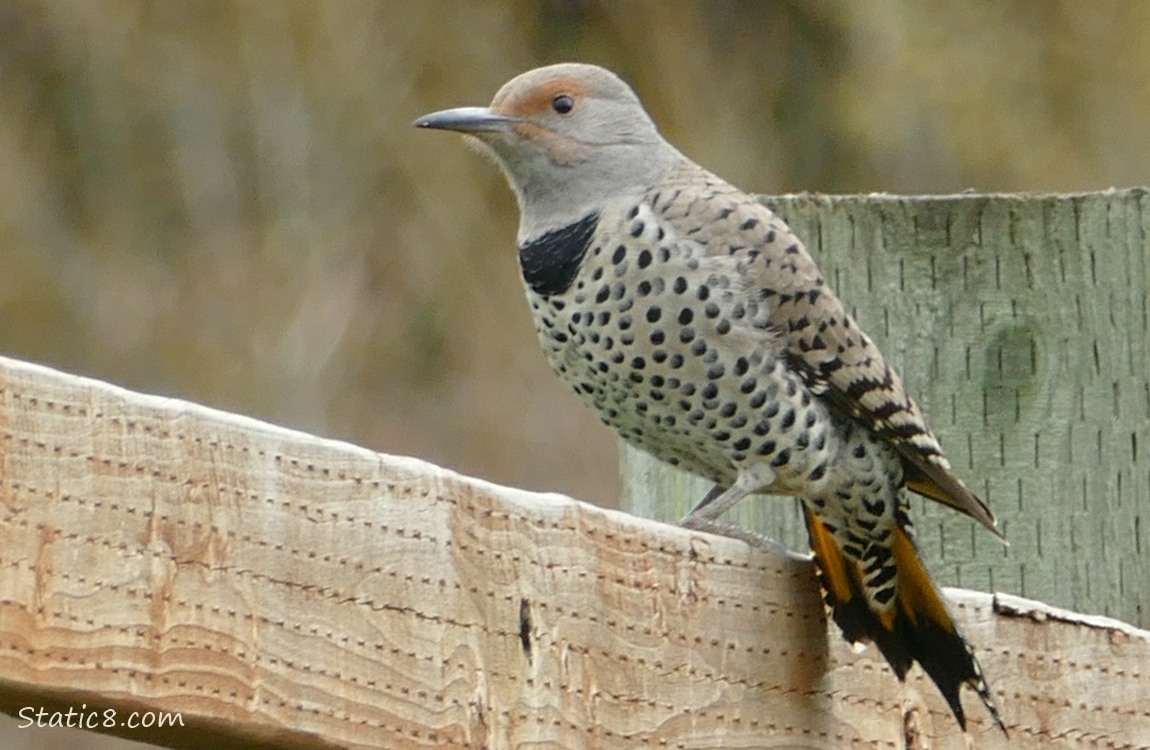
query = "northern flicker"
(416, 63, 1006, 734)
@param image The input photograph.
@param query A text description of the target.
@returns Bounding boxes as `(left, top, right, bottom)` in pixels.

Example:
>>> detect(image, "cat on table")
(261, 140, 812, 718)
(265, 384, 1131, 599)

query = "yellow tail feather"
(890, 525, 954, 631)
(803, 507, 1006, 734)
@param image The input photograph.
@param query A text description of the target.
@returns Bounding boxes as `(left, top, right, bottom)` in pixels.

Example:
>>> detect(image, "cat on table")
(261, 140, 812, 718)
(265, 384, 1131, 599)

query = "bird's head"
(415, 63, 681, 238)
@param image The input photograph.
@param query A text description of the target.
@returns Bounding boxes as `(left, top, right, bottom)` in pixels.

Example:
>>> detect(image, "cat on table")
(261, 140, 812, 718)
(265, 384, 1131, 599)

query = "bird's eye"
(551, 94, 575, 114)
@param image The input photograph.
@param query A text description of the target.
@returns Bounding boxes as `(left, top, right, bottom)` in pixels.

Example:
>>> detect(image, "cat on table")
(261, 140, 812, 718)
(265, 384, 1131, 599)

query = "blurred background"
(1, 1, 1148, 747)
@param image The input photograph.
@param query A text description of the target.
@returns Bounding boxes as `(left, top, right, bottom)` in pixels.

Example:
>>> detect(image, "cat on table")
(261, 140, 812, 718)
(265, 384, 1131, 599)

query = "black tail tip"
(939, 674, 1008, 737)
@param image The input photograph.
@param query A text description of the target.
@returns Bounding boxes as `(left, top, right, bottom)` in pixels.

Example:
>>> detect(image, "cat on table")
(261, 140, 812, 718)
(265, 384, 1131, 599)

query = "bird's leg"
(680, 466, 776, 525)
(685, 484, 727, 517)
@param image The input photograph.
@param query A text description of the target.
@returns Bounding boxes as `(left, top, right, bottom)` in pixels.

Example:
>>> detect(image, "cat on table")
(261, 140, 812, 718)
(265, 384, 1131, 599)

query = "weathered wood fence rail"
(1, 354, 1148, 749)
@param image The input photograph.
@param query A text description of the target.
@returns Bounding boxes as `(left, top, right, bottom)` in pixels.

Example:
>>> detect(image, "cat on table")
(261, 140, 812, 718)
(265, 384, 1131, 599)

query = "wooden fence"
(1, 189, 1147, 748)
(0, 354, 1148, 748)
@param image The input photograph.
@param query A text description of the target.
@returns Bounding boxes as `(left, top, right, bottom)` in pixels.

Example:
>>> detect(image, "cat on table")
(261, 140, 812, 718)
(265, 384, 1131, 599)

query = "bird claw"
(677, 515, 795, 558)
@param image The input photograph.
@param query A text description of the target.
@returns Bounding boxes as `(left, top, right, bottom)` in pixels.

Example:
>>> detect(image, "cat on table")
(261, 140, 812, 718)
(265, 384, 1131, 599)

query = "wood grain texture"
(1, 355, 1149, 749)
(622, 189, 1150, 628)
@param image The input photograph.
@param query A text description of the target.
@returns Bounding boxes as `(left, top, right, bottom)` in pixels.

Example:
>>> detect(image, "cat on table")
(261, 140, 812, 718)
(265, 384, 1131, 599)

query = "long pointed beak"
(413, 106, 518, 133)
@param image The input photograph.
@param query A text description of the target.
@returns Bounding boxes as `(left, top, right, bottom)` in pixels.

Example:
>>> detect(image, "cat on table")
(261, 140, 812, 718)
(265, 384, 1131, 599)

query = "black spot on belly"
(518, 213, 600, 296)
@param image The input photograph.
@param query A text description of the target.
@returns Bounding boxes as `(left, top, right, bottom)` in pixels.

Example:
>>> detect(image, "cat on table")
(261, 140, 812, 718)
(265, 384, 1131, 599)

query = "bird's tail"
(803, 507, 1006, 734)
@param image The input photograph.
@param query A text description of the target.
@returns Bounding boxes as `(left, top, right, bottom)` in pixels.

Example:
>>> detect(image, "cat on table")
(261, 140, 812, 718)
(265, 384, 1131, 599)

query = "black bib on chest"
(518, 212, 599, 297)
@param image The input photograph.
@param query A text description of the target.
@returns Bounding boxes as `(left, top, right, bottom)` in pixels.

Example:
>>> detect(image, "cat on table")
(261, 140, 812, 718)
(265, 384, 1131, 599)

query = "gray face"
(414, 63, 683, 238)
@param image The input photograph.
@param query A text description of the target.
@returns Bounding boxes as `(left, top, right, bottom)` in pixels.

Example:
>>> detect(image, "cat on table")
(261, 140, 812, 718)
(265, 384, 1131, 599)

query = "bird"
(415, 63, 1005, 734)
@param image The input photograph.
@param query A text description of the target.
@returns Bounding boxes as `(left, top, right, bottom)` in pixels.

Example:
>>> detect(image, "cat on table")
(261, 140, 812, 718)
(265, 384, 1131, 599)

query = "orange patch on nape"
(491, 76, 587, 118)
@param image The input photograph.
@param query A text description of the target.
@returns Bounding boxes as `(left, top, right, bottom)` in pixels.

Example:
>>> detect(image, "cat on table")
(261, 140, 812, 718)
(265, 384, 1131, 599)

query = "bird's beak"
(413, 106, 518, 133)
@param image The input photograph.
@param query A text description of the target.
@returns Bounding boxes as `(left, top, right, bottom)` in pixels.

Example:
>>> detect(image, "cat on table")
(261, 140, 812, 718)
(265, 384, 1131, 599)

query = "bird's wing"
(649, 163, 1000, 535)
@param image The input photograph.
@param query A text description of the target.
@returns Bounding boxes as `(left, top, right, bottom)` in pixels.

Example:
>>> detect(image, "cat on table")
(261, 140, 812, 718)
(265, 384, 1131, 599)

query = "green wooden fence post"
(620, 189, 1149, 628)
